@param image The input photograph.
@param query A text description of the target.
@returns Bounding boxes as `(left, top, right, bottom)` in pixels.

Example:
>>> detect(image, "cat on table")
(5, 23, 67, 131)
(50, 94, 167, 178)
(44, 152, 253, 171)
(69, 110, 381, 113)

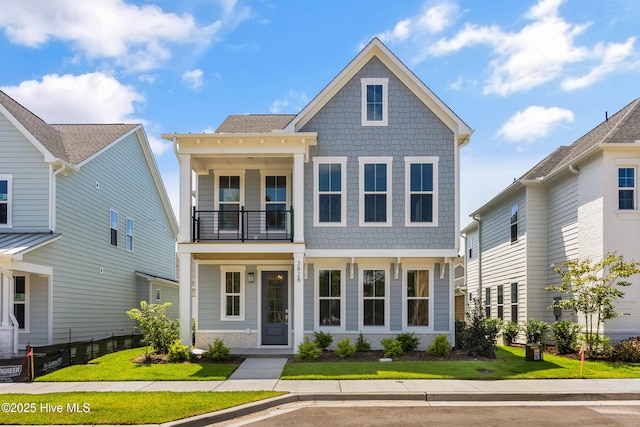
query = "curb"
(164, 391, 640, 427)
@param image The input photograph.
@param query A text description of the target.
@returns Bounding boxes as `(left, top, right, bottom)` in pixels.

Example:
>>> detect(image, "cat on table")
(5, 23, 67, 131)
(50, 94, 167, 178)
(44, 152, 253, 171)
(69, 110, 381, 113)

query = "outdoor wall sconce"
(248, 272, 255, 283)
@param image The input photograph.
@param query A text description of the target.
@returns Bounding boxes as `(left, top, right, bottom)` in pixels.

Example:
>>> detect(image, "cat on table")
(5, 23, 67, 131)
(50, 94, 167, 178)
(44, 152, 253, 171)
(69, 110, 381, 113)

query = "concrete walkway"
(1, 358, 640, 426)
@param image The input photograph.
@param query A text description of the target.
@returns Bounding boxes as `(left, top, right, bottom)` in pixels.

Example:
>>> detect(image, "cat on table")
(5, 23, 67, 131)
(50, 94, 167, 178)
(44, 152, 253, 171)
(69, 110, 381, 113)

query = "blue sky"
(1, 0, 639, 229)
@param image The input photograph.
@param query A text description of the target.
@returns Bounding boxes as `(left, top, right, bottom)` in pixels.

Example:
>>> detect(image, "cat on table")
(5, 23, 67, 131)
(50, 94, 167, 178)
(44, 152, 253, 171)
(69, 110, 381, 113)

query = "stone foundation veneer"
(196, 331, 259, 350)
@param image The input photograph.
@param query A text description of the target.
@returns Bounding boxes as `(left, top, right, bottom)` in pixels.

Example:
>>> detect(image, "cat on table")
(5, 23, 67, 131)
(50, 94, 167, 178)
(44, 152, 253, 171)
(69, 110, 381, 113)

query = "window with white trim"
(468, 236, 474, 258)
(618, 167, 635, 210)
(220, 267, 245, 321)
(0, 175, 12, 227)
(405, 157, 438, 226)
(404, 268, 432, 328)
(13, 276, 28, 330)
(510, 282, 518, 322)
(125, 217, 134, 252)
(313, 157, 347, 226)
(109, 209, 119, 246)
(316, 268, 344, 328)
(359, 157, 392, 226)
(360, 268, 389, 328)
(155, 288, 161, 301)
(485, 287, 491, 318)
(510, 204, 518, 243)
(361, 78, 388, 126)
(497, 285, 504, 320)
(262, 173, 288, 231)
(214, 172, 244, 232)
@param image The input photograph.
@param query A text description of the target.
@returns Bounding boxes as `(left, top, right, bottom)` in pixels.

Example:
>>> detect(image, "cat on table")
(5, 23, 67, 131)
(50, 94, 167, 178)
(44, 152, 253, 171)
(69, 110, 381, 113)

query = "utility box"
(525, 343, 543, 361)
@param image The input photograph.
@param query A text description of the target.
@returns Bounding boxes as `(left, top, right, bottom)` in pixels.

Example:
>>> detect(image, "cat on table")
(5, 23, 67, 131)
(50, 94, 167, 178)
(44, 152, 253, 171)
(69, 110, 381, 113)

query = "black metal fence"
(193, 207, 294, 242)
(0, 333, 144, 382)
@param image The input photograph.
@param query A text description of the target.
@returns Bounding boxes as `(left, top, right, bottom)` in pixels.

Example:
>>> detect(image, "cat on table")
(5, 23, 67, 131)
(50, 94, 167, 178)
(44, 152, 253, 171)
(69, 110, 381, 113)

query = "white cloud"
(497, 105, 574, 145)
(182, 68, 204, 90)
(270, 90, 309, 114)
(1, 72, 172, 155)
(0, 0, 249, 71)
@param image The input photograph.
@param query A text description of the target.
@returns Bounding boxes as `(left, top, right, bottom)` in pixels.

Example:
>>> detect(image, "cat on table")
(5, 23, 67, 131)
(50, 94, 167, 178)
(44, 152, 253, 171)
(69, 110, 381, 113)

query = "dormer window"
(361, 78, 388, 126)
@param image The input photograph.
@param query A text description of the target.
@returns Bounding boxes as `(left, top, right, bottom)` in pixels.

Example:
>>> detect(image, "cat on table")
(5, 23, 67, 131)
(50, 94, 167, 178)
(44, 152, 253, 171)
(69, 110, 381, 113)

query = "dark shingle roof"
(523, 98, 640, 180)
(215, 114, 295, 133)
(0, 90, 139, 165)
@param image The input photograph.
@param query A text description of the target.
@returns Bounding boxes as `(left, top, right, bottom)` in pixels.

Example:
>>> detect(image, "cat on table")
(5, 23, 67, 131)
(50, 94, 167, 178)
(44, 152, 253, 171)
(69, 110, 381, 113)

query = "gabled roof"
(284, 38, 473, 144)
(523, 98, 640, 181)
(215, 115, 295, 133)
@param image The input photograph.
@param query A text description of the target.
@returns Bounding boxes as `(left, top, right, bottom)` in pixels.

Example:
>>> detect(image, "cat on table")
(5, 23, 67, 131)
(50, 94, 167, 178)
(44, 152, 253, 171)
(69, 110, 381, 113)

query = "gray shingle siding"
(301, 57, 456, 249)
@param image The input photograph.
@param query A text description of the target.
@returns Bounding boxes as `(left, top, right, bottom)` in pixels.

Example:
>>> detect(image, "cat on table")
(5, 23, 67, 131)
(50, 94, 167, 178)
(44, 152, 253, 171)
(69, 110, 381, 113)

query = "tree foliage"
(546, 252, 640, 357)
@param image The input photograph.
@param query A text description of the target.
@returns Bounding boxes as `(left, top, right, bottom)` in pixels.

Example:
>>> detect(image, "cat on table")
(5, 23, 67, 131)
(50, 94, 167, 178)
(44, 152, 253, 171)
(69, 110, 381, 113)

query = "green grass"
(0, 391, 284, 425)
(281, 346, 640, 380)
(35, 348, 238, 381)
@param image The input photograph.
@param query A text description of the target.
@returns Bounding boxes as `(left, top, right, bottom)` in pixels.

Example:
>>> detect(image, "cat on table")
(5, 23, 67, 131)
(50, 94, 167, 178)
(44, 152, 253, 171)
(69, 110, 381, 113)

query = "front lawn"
(0, 391, 284, 425)
(280, 346, 640, 380)
(35, 348, 239, 381)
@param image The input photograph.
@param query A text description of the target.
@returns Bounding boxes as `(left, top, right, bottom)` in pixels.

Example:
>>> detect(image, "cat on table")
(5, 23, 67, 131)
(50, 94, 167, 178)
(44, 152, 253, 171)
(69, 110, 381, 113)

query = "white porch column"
(292, 153, 304, 243)
(179, 153, 192, 244)
(1, 273, 8, 327)
(293, 252, 304, 351)
(178, 252, 192, 347)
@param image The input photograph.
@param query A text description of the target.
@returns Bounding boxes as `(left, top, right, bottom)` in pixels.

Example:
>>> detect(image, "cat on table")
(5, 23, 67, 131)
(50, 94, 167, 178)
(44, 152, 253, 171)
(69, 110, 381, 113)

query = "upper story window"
(359, 157, 392, 226)
(215, 172, 244, 231)
(109, 209, 119, 246)
(0, 175, 12, 227)
(314, 157, 347, 226)
(405, 157, 439, 226)
(125, 217, 134, 252)
(263, 174, 288, 231)
(361, 78, 388, 126)
(468, 236, 474, 258)
(510, 203, 518, 243)
(618, 167, 635, 210)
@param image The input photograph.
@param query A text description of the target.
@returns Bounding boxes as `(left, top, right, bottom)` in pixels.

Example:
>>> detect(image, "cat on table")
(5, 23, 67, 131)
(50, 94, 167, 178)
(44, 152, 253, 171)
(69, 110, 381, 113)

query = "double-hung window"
(0, 175, 12, 227)
(485, 288, 491, 318)
(618, 167, 635, 210)
(360, 268, 389, 328)
(511, 282, 518, 322)
(359, 157, 392, 226)
(109, 209, 119, 246)
(405, 157, 438, 226)
(316, 268, 344, 328)
(220, 267, 245, 321)
(263, 174, 288, 231)
(361, 78, 388, 126)
(404, 268, 432, 328)
(497, 285, 504, 320)
(314, 157, 346, 226)
(468, 236, 474, 258)
(125, 217, 134, 252)
(13, 276, 28, 330)
(510, 204, 518, 243)
(215, 173, 244, 231)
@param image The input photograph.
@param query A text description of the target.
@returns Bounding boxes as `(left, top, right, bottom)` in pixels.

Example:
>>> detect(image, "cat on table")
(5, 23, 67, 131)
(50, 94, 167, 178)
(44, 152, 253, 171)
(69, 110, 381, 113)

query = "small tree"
(546, 253, 640, 357)
(126, 301, 179, 355)
(459, 297, 501, 358)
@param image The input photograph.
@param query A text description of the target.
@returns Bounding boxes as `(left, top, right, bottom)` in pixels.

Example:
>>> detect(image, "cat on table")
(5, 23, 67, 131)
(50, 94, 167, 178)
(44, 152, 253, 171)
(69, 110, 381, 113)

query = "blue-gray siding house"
(0, 90, 178, 356)
(166, 38, 472, 351)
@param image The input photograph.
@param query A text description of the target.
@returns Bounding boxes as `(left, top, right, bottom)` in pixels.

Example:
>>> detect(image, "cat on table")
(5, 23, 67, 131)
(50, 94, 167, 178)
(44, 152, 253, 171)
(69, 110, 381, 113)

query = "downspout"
(568, 164, 580, 175)
(472, 215, 482, 310)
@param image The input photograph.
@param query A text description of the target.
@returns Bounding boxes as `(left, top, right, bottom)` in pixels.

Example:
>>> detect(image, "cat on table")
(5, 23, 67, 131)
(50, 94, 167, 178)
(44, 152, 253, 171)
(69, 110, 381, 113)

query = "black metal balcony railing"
(192, 207, 294, 242)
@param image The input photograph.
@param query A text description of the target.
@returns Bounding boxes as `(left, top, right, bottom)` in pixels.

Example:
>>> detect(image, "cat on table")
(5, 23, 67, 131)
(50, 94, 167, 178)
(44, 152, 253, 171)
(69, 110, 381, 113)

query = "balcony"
(192, 207, 294, 242)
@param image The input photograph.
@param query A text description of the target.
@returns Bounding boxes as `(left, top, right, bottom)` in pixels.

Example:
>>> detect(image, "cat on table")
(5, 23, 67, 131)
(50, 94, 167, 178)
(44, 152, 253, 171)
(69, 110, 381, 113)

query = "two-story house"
(0, 90, 178, 356)
(166, 38, 472, 351)
(463, 98, 640, 342)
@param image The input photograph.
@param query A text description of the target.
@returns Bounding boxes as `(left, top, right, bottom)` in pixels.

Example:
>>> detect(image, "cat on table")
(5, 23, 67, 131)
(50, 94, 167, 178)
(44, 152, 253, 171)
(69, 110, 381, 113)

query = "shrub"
(550, 321, 582, 354)
(524, 319, 550, 343)
(126, 301, 179, 354)
(205, 338, 230, 361)
(501, 321, 521, 345)
(396, 332, 420, 352)
(427, 335, 451, 358)
(335, 338, 357, 359)
(380, 338, 403, 358)
(313, 331, 333, 351)
(454, 320, 465, 349)
(459, 297, 500, 358)
(167, 340, 190, 362)
(296, 336, 321, 361)
(608, 337, 640, 362)
(355, 333, 371, 352)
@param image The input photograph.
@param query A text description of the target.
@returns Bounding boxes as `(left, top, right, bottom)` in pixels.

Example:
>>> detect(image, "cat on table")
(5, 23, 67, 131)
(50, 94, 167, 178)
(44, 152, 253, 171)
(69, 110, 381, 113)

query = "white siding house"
(0, 90, 178, 355)
(463, 98, 640, 342)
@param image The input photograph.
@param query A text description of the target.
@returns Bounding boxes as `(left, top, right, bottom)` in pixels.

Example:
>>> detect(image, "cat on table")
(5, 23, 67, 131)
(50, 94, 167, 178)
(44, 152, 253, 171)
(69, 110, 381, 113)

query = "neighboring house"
(0, 90, 178, 356)
(453, 257, 465, 322)
(462, 98, 640, 342)
(165, 38, 472, 351)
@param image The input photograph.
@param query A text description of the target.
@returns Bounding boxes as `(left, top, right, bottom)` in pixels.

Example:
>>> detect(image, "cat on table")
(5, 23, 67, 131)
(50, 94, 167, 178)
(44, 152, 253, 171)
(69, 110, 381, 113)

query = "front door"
(261, 271, 288, 345)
